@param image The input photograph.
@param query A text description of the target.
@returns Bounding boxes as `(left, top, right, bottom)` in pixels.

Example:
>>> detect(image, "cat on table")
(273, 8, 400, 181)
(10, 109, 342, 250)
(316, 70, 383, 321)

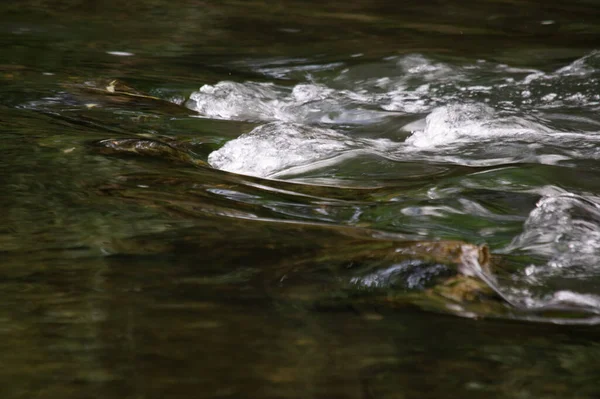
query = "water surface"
(2, 1, 600, 398)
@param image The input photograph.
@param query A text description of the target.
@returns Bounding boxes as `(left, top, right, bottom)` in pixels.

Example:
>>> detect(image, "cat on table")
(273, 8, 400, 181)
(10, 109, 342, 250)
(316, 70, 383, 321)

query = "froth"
(208, 122, 388, 177)
(186, 81, 388, 125)
(508, 193, 600, 275)
(200, 51, 600, 175)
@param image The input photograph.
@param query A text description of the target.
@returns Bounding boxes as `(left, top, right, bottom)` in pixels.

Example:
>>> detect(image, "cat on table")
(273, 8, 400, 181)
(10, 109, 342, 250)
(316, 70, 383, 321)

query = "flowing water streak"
(497, 191, 600, 318)
(194, 51, 600, 176)
(190, 51, 600, 321)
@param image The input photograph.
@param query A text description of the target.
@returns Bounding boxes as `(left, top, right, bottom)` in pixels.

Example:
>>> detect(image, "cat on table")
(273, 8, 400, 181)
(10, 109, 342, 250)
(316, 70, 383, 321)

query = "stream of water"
(3, 1, 600, 398)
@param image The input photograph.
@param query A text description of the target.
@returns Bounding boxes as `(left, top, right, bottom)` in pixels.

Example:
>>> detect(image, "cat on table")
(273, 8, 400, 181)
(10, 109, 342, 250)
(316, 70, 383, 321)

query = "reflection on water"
(3, 0, 600, 398)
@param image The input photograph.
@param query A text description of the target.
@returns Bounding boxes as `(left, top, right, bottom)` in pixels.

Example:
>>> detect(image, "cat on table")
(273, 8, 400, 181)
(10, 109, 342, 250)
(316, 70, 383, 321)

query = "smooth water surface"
(2, 1, 600, 398)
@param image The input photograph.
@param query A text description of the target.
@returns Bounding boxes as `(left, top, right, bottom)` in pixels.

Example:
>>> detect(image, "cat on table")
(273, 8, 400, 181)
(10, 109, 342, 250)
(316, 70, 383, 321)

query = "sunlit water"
(3, 0, 600, 398)
(186, 51, 600, 317)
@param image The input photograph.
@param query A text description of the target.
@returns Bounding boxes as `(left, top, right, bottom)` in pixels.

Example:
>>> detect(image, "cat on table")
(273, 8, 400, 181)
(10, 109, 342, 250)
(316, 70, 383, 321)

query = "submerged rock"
(95, 138, 208, 167)
(271, 237, 509, 318)
(66, 79, 194, 115)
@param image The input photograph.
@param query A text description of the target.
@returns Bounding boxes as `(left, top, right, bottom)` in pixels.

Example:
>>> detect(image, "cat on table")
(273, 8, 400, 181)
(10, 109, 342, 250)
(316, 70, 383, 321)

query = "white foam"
(208, 122, 390, 177)
(547, 291, 600, 309)
(195, 52, 600, 320)
(502, 287, 600, 318)
(556, 50, 599, 76)
(396, 54, 460, 82)
(187, 81, 282, 121)
(404, 103, 551, 149)
(198, 52, 600, 176)
(508, 193, 600, 275)
(186, 81, 388, 125)
(208, 101, 600, 178)
(188, 51, 600, 128)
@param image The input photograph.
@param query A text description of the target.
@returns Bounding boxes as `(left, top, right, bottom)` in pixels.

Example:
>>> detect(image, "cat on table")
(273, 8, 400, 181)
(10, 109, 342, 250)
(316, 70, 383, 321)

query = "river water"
(3, 1, 600, 398)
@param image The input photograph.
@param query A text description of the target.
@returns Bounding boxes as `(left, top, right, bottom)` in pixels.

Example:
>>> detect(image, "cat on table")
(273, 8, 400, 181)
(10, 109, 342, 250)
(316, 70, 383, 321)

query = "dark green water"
(3, 1, 600, 398)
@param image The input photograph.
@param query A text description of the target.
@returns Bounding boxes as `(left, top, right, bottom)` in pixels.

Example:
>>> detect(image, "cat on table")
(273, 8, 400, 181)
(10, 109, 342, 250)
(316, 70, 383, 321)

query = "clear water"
(3, 1, 600, 398)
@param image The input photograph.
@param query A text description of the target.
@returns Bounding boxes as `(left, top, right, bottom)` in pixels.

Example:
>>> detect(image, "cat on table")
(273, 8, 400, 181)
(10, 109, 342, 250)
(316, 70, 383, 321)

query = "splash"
(484, 190, 600, 320)
(189, 52, 600, 125)
(403, 103, 550, 148)
(508, 192, 600, 275)
(186, 81, 388, 125)
(195, 51, 600, 322)
(198, 51, 600, 176)
(208, 122, 393, 177)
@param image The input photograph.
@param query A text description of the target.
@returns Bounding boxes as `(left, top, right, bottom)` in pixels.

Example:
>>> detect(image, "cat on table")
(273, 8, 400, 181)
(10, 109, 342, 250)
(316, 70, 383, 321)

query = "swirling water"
(192, 51, 600, 320)
(3, 0, 600, 398)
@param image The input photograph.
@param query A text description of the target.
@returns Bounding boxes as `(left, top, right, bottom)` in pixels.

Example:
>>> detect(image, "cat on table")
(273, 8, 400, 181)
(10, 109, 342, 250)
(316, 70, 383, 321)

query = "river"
(2, 1, 600, 398)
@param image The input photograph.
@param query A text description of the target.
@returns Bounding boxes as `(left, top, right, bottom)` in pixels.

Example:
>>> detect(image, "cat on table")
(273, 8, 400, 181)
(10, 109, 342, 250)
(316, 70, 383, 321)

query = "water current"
(184, 51, 600, 321)
(3, 1, 600, 398)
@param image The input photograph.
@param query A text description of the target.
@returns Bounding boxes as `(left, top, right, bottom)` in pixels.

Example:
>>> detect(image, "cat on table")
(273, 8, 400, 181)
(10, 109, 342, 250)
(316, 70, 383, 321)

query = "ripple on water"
(189, 51, 600, 121)
(196, 51, 600, 175)
(195, 51, 600, 321)
(508, 191, 600, 276)
(491, 190, 600, 319)
(403, 103, 550, 148)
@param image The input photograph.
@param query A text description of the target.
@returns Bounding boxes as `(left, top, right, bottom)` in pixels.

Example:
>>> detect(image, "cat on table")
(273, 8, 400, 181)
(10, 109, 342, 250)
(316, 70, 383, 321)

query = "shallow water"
(3, 0, 600, 398)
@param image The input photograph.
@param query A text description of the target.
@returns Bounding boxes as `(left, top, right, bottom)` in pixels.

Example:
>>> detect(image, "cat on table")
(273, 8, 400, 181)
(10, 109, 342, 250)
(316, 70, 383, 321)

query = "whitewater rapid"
(188, 51, 600, 321)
